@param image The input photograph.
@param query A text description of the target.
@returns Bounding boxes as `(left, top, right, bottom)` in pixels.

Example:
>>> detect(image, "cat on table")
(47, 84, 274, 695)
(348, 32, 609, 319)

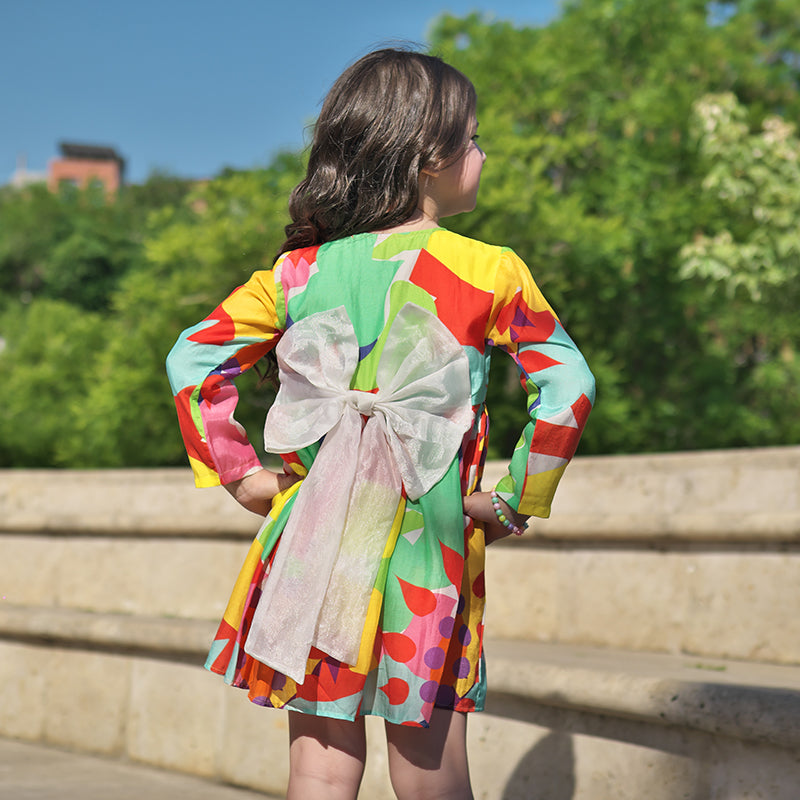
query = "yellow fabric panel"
(190, 455, 221, 488)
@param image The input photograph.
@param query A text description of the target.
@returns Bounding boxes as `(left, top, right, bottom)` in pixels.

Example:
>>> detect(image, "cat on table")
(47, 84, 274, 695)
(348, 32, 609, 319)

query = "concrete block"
(0, 737, 274, 800)
(0, 468, 256, 536)
(474, 698, 800, 800)
(556, 550, 687, 653)
(684, 553, 800, 664)
(484, 547, 800, 663)
(484, 549, 558, 641)
(216, 688, 290, 796)
(570, 729, 708, 800)
(528, 447, 800, 540)
(126, 658, 226, 777)
(42, 649, 130, 754)
(469, 712, 558, 800)
(358, 716, 394, 800)
(0, 536, 61, 606)
(54, 538, 248, 619)
(708, 737, 800, 800)
(0, 642, 47, 740)
(468, 706, 709, 800)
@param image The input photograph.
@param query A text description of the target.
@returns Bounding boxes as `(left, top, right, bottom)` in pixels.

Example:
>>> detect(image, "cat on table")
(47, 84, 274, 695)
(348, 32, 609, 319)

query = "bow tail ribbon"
(313, 415, 403, 665)
(244, 410, 403, 684)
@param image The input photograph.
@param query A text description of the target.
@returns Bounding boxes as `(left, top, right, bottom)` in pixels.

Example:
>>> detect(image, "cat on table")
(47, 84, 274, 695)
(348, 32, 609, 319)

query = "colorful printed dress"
(166, 227, 595, 727)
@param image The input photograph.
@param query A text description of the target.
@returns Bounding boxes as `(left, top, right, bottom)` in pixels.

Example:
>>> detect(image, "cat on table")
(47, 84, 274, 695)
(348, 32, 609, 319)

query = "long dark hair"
(277, 48, 477, 256)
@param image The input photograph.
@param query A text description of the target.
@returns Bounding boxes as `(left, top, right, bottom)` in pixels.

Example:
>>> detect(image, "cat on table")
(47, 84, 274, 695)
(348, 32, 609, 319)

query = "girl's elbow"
(567, 355, 596, 405)
(165, 334, 191, 392)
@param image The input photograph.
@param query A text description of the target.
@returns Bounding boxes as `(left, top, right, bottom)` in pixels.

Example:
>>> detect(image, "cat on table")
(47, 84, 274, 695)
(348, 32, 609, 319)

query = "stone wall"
(1, 447, 799, 798)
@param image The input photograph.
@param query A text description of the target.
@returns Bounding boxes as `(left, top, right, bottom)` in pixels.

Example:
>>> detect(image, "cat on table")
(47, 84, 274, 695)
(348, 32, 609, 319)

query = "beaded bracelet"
(490, 490, 526, 536)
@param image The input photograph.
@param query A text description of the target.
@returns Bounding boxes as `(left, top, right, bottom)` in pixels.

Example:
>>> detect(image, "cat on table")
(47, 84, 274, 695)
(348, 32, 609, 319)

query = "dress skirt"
(205, 417, 490, 728)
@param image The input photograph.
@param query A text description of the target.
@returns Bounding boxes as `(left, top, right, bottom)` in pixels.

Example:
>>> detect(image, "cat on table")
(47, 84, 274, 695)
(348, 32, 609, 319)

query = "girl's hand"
(224, 468, 301, 516)
(463, 491, 530, 545)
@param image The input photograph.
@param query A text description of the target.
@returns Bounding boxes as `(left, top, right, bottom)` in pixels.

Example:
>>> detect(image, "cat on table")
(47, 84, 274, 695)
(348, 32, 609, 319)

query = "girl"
(167, 48, 595, 800)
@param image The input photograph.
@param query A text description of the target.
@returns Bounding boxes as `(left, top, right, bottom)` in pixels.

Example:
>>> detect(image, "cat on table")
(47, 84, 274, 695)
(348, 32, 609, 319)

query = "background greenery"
(1, 0, 798, 468)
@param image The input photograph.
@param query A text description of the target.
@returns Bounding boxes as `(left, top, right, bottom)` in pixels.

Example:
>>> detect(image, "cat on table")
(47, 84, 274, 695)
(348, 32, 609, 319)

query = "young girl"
(167, 48, 594, 800)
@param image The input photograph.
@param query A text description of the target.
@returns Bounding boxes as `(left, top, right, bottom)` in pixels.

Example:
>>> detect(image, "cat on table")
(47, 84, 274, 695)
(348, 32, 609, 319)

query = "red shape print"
(472, 570, 485, 599)
(174, 386, 214, 465)
(408, 250, 492, 348)
(530, 419, 583, 458)
(495, 296, 556, 343)
(382, 631, 417, 663)
(188, 303, 236, 344)
(572, 393, 593, 428)
(439, 541, 464, 588)
(380, 678, 410, 705)
(296, 652, 365, 703)
(517, 348, 563, 374)
(397, 578, 438, 616)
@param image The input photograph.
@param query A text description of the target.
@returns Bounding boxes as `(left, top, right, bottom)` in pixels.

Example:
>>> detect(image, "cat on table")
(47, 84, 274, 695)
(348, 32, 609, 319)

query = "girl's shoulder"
(278, 228, 514, 259)
(423, 227, 515, 261)
(274, 229, 526, 290)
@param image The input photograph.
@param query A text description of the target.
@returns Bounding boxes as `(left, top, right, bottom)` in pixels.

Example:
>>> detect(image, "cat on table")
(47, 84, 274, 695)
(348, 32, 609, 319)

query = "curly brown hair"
(277, 48, 477, 256)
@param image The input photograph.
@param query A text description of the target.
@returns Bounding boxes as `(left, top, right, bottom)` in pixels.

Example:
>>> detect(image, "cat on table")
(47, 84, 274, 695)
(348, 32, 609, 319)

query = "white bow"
(243, 303, 472, 683)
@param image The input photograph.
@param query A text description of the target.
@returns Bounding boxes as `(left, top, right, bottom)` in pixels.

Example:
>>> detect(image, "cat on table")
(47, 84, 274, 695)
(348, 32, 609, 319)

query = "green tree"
(0, 184, 72, 306)
(679, 92, 800, 444)
(0, 299, 105, 466)
(430, 0, 800, 454)
(56, 155, 305, 467)
(0, 171, 194, 314)
(4, 2, 800, 468)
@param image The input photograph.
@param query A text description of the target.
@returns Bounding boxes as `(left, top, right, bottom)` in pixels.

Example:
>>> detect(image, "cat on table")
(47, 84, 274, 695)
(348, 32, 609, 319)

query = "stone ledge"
(2, 446, 799, 543)
(0, 469, 257, 538)
(0, 605, 215, 659)
(2, 605, 799, 751)
(487, 639, 800, 751)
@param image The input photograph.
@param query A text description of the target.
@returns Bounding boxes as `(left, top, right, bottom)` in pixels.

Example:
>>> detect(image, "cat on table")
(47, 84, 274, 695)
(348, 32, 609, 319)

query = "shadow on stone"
(502, 730, 575, 800)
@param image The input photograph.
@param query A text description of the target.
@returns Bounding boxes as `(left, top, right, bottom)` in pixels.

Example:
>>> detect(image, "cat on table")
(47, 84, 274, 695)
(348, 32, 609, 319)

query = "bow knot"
(345, 389, 376, 416)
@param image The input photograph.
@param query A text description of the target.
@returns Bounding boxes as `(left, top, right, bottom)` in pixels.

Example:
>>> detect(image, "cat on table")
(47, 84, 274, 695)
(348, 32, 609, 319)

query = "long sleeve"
(166, 269, 283, 488)
(486, 250, 595, 518)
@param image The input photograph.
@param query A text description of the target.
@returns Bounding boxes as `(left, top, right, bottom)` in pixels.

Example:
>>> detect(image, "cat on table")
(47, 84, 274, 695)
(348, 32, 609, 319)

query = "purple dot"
(420, 680, 439, 702)
(424, 646, 446, 670)
(439, 616, 455, 638)
(458, 624, 472, 646)
(435, 684, 456, 707)
(457, 594, 466, 615)
(453, 657, 471, 678)
(271, 673, 287, 691)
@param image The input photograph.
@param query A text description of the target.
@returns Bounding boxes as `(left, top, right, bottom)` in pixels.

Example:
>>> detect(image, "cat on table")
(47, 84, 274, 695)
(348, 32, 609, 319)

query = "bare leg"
(287, 712, 367, 800)
(385, 708, 473, 800)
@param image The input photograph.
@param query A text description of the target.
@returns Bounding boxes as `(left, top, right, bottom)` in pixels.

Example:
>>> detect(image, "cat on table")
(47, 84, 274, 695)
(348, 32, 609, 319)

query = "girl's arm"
(224, 469, 300, 516)
(166, 268, 285, 495)
(484, 250, 596, 520)
(463, 491, 527, 544)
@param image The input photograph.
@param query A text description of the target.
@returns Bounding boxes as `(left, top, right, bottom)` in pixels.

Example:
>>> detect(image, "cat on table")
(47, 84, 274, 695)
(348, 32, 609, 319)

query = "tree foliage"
(55, 157, 304, 467)
(1, 0, 799, 468)
(430, 0, 800, 454)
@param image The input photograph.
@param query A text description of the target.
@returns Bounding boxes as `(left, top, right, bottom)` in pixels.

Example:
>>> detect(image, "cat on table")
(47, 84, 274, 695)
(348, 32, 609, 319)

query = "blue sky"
(1, 0, 559, 184)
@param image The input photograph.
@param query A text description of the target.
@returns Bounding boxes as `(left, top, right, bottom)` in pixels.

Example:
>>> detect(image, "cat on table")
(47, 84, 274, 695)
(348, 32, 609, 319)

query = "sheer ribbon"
(243, 303, 472, 683)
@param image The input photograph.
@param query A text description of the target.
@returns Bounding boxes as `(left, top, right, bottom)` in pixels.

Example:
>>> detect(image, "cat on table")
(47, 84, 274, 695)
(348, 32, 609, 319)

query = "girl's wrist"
(490, 490, 528, 536)
(277, 470, 301, 493)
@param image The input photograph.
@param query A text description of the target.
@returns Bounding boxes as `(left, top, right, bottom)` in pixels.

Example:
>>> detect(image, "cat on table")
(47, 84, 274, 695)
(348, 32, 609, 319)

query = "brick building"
(48, 142, 126, 194)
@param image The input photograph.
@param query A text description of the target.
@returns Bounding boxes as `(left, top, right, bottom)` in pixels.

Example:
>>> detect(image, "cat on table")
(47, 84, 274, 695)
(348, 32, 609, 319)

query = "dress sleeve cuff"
(218, 459, 264, 486)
